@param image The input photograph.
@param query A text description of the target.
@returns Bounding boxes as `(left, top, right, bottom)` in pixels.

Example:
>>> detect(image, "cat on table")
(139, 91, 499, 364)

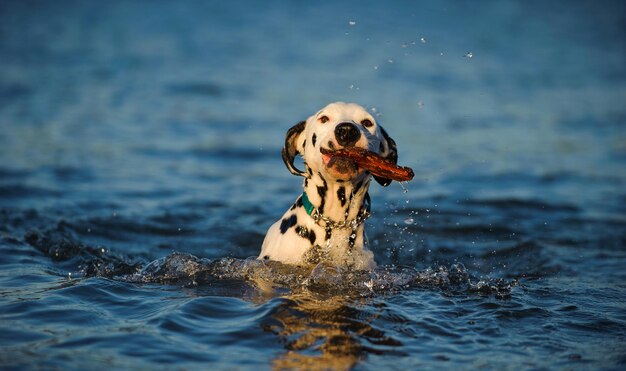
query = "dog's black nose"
(334, 122, 361, 147)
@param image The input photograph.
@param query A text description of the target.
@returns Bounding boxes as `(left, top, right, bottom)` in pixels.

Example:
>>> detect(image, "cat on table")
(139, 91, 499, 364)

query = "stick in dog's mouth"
(320, 147, 414, 182)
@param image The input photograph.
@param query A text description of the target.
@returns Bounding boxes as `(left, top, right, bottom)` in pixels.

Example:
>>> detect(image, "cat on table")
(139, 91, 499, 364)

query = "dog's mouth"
(321, 147, 359, 175)
(327, 156, 358, 174)
(320, 147, 414, 182)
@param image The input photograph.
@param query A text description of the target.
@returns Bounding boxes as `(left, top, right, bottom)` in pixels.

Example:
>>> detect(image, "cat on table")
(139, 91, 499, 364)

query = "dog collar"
(301, 191, 316, 216)
(301, 191, 371, 230)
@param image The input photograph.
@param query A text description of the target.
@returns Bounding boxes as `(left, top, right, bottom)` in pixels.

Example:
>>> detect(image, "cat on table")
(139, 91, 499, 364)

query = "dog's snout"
(334, 122, 361, 147)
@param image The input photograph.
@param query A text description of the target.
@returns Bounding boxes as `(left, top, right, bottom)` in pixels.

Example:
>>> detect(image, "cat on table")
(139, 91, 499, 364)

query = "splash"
(121, 254, 516, 298)
(25, 229, 516, 298)
(398, 181, 409, 193)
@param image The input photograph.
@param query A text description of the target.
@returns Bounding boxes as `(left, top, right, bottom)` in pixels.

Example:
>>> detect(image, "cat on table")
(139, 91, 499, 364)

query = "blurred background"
(1, 0, 624, 259)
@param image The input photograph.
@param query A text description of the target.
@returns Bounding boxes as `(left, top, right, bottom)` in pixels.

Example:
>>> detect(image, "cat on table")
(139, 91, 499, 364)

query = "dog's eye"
(361, 119, 374, 128)
(319, 115, 329, 123)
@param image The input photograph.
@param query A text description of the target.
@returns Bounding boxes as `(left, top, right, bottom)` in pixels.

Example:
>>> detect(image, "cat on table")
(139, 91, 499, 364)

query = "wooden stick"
(321, 147, 414, 182)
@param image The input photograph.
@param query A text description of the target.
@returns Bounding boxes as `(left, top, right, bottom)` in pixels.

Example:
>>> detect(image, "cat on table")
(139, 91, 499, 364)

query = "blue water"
(1, 0, 625, 369)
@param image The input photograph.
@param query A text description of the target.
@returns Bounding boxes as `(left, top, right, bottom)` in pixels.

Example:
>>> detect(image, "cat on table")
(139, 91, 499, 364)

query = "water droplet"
(420, 37, 427, 44)
(404, 218, 415, 225)
(464, 51, 473, 59)
(387, 59, 394, 64)
(417, 100, 424, 109)
(349, 20, 356, 26)
(373, 65, 379, 70)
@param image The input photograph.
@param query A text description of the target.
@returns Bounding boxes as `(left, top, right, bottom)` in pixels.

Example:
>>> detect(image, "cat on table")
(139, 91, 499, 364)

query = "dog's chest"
(287, 206, 362, 249)
(260, 204, 370, 267)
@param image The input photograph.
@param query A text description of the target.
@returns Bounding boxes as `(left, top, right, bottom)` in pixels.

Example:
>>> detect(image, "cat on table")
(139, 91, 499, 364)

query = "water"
(1, 0, 625, 369)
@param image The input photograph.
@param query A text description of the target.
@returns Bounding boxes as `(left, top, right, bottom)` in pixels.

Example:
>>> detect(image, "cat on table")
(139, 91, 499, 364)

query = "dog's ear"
(281, 120, 307, 176)
(373, 126, 398, 187)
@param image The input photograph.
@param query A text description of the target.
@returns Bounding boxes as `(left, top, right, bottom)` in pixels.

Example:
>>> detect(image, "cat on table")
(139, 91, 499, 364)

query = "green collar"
(301, 191, 316, 216)
(301, 191, 371, 217)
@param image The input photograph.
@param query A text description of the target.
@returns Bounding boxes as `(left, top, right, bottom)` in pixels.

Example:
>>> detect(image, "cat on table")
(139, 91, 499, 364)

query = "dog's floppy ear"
(373, 126, 398, 187)
(281, 120, 306, 176)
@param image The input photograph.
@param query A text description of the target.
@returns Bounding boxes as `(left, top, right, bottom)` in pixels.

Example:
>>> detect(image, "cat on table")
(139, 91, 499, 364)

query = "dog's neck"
(303, 171, 371, 225)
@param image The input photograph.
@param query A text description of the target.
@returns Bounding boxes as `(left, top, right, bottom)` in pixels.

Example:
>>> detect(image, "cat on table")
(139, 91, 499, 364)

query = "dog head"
(282, 102, 398, 186)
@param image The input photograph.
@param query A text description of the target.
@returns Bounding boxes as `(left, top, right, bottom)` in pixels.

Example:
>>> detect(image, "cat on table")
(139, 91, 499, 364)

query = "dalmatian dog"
(259, 102, 398, 270)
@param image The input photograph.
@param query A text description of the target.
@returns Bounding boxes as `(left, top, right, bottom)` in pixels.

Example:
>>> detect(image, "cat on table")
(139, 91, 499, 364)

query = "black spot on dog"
(263, 255, 269, 260)
(348, 232, 356, 249)
(312, 133, 317, 147)
(279, 214, 298, 234)
(354, 179, 363, 194)
(290, 195, 304, 211)
(359, 193, 370, 213)
(317, 187, 326, 214)
(337, 186, 346, 207)
(316, 175, 328, 215)
(295, 225, 316, 245)
(303, 139, 306, 149)
(325, 228, 332, 241)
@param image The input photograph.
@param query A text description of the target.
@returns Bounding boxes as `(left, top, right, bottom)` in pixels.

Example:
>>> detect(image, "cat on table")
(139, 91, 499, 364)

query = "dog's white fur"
(259, 102, 398, 270)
